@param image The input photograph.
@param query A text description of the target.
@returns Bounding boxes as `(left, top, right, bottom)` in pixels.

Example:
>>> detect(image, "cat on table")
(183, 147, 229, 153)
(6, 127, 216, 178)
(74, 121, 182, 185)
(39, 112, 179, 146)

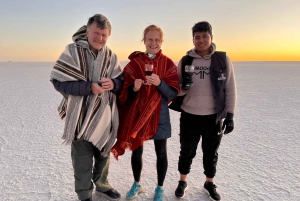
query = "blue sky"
(1, 0, 300, 61)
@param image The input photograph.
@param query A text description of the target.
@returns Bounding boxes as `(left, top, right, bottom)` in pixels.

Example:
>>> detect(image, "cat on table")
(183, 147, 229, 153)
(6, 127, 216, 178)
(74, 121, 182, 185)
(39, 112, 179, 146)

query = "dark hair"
(192, 21, 212, 36)
(87, 14, 111, 33)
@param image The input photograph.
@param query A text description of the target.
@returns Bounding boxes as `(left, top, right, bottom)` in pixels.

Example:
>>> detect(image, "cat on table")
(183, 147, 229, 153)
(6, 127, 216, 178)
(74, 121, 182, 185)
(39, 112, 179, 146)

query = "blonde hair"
(142, 25, 164, 43)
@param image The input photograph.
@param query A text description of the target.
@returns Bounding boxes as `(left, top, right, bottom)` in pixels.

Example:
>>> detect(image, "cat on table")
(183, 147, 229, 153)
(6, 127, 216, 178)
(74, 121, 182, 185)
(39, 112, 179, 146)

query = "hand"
(133, 79, 143, 91)
(91, 83, 105, 95)
(182, 77, 193, 91)
(99, 78, 114, 91)
(145, 73, 161, 86)
(222, 113, 234, 134)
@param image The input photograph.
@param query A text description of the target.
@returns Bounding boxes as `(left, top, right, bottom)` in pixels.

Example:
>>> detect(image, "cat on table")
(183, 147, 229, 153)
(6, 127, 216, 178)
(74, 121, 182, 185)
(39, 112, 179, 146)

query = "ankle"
(206, 177, 213, 183)
(180, 174, 187, 181)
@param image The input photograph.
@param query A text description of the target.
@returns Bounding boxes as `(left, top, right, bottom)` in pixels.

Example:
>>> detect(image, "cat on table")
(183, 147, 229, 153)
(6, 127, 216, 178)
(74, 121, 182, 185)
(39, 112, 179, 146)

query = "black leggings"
(131, 139, 168, 186)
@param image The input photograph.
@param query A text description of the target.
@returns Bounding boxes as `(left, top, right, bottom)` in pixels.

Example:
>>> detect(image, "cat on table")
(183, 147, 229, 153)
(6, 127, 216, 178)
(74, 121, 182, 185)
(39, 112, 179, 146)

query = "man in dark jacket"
(174, 21, 237, 201)
(50, 14, 123, 201)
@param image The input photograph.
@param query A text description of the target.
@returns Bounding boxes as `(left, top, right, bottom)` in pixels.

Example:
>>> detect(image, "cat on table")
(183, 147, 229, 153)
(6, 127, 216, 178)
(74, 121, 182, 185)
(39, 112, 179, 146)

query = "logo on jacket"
(194, 66, 210, 79)
(218, 73, 226, 81)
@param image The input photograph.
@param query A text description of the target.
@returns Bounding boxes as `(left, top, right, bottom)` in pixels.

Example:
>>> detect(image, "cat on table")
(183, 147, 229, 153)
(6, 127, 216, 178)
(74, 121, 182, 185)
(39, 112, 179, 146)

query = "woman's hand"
(145, 73, 161, 86)
(133, 79, 143, 91)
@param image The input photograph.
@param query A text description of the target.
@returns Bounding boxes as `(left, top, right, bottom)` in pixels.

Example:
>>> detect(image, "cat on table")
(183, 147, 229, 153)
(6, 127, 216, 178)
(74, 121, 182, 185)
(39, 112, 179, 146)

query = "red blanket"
(111, 50, 179, 159)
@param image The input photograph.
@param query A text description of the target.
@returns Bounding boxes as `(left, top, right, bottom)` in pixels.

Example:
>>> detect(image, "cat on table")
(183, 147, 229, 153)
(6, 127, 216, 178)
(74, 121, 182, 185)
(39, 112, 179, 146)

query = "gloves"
(222, 113, 234, 134)
(182, 77, 193, 91)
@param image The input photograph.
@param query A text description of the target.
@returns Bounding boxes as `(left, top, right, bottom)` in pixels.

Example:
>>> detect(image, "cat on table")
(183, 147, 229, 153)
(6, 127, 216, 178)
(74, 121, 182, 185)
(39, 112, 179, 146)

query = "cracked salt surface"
(0, 61, 299, 201)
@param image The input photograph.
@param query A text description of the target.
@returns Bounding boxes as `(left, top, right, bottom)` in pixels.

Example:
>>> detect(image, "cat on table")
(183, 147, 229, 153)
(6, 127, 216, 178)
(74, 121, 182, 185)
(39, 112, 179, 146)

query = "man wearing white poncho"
(50, 14, 123, 201)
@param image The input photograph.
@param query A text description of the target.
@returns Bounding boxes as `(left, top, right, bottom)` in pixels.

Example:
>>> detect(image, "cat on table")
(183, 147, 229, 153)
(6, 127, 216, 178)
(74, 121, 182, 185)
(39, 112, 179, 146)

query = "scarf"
(50, 25, 122, 156)
(111, 50, 179, 159)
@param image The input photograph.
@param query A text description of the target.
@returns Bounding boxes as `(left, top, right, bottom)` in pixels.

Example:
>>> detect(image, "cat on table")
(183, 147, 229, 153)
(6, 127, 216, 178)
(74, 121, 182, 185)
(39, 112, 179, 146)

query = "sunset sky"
(1, 0, 299, 62)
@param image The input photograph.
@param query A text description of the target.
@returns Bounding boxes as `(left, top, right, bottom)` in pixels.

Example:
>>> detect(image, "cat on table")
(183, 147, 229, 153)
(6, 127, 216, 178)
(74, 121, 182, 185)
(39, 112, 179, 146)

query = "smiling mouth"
(94, 40, 103, 44)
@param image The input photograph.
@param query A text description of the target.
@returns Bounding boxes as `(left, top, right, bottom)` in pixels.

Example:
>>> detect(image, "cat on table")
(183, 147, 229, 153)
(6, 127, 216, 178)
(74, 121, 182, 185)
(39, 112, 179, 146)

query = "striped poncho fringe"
(50, 36, 121, 156)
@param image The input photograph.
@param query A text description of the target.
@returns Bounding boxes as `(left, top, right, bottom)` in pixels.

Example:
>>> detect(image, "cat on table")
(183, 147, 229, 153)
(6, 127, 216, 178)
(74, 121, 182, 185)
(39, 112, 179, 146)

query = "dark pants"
(178, 112, 222, 178)
(71, 140, 112, 200)
(131, 139, 168, 186)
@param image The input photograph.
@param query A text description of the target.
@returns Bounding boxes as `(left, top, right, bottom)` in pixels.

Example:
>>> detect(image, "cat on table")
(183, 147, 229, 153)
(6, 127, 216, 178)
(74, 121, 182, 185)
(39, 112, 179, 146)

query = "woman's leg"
(154, 139, 168, 186)
(131, 145, 143, 182)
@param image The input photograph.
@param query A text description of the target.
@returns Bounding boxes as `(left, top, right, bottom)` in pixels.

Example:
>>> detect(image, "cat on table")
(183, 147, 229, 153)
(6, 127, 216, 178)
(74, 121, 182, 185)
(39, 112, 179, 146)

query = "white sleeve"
(225, 55, 237, 114)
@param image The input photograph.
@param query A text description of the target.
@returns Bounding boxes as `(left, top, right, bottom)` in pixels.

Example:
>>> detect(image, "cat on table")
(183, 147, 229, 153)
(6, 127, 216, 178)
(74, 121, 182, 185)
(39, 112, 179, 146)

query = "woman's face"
(144, 30, 162, 55)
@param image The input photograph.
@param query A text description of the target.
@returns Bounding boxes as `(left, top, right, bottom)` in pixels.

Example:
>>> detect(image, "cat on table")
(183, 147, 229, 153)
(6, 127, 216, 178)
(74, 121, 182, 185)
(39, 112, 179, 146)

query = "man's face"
(193, 31, 213, 56)
(86, 22, 110, 53)
(144, 30, 162, 55)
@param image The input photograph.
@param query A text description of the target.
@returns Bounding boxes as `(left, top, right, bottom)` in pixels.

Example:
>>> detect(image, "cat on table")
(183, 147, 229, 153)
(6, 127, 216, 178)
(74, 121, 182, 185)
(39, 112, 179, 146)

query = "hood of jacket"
(71, 25, 90, 49)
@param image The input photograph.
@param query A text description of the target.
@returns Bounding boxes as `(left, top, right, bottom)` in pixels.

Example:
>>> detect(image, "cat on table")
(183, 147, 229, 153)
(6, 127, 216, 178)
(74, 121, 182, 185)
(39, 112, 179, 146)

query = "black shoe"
(175, 181, 188, 198)
(96, 188, 121, 201)
(203, 182, 221, 201)
(81, 198, 92, 201)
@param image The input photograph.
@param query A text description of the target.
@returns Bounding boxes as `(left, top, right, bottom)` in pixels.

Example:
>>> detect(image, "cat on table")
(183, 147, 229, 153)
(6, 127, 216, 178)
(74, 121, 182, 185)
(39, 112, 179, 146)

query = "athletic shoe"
(153, 186, 164, 201)
(81, 197, 92, 201)
(96, 188, 121, 201)
(175, 180, 188, 198)
(203, 182, 221, 201)
(126, 181, 144, 200)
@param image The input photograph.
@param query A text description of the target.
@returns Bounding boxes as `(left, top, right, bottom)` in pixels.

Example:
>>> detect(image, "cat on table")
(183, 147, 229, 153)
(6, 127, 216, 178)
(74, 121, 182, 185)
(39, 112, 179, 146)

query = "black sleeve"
(156, 79, 178, 100)
(111, 74, 124, 95)
(52, 79, 93, 97)
(128, 84, 137, 99)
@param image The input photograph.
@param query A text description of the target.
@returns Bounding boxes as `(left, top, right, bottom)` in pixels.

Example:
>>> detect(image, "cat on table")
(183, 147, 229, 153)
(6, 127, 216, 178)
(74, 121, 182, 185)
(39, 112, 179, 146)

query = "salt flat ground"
(0, 61, 299, 201)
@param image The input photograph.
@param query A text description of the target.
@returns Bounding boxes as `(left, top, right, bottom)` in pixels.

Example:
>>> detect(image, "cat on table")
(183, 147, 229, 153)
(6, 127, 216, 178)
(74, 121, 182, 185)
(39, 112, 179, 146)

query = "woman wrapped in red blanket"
(111, 25, 179, 201)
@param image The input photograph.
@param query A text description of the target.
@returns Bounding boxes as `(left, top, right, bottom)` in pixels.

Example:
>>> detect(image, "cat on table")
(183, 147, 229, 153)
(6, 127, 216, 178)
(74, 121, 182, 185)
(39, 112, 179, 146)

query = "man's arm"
(222, 55, 237, 134)
(225, 55, 237, 114)
(111, 74, 124, 95)
(52, 79, 93, 97)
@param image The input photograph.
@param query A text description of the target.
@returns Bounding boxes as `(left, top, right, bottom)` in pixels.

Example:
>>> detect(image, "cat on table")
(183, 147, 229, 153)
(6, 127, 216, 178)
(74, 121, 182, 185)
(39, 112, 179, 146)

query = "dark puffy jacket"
(129, 79, 178, 140)
(52, 76, 123, 97)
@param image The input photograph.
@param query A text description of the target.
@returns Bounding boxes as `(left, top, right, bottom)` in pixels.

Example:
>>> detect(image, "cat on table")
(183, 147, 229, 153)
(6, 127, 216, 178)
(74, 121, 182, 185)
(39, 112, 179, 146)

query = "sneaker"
(96, 188, 121, 201)
(126, 181, 144, 200)
(175, 181, 188, 198)
(203, 182, 221, 201)
(153, 186, 164, 201)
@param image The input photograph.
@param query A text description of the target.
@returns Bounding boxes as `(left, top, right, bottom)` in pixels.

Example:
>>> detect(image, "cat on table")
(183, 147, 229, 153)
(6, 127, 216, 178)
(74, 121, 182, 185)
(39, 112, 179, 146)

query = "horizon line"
(1, 60, 300, 63)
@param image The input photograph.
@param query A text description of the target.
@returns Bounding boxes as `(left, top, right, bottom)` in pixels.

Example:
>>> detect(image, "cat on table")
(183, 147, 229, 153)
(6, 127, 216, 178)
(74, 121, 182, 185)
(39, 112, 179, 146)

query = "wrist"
(157, 79, 162, 87)
(111, 79, 116, 90)
(226, 113, 234, 120)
